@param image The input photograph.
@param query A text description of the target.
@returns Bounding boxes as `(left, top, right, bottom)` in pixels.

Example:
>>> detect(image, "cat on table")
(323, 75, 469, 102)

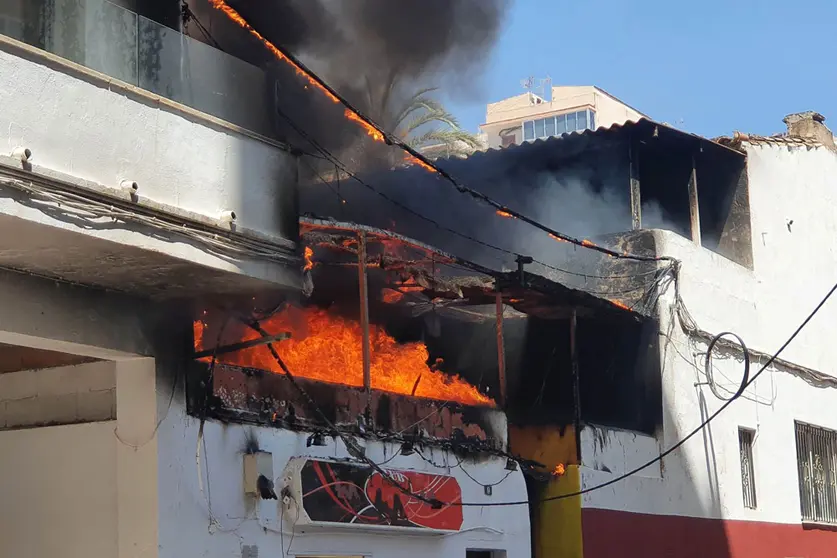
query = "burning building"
(0, 1, 533, 558)
(2, 0, 837, 557)
(300, 102, 837, 558)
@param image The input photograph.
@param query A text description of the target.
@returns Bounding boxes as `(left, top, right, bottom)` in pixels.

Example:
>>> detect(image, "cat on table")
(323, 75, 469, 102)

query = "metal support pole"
(495, 292, 507, 407)
(570, 309, 582, 461)
(629, 143, 641, 230)
(688, 155, 702, 246)
(357, 231, 371, 396)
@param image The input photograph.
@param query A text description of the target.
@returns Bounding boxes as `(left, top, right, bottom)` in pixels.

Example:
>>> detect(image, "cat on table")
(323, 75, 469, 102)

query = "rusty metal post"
(570, 308, 581, 461)
(688, 155, 702, 246)
(495, 292, 506, 407)
(629, 142, 641, 230)
(357, 232, 371, 396)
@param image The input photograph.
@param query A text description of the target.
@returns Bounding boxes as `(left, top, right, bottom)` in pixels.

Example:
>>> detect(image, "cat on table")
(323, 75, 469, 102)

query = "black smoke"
(187, 0, 509, 166)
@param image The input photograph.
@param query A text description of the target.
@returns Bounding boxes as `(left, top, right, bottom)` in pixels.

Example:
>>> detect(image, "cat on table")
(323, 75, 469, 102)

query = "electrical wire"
(208, 0, 674, 265)
(229, 278, 837, 508)
(0, 172, 295, 265)
(284, 105, 673, 289)
(193, 7, 833, 508)
(448, 278, 837, 507)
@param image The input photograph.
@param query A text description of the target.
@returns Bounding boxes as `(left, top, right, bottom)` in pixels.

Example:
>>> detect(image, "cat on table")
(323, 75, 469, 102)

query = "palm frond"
(400, 109, 462, 137)
(391, 87, 440, 129)
(407, 128, 482, 149)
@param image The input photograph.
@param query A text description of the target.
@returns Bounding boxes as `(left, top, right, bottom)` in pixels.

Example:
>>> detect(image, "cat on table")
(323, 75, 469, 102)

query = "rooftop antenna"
(535, 75, 552, 101)
(521, 76, 535, 92)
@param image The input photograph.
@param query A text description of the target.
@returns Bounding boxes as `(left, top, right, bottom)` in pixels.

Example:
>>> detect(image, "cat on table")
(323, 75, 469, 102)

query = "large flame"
(194, 306, 494, 407)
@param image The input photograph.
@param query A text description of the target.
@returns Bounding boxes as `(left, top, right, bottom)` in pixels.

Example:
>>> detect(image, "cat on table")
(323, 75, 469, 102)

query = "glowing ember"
(194, 306, 494, 407)
(210, 0, 391, 146)
(552, 463, 566, 476)
(548, 233, 567, 243)
(345, 109, 385, 143)
(380, 289, 405, 304)
(496, 210, 515, 218)
(609, 299, 631, 311)
(404, 154, 437, 173)
(303, 246, 315, 271)
(581, 239, 596, 247)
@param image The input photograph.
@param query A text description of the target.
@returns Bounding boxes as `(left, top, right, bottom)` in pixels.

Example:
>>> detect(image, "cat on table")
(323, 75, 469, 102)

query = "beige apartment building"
(480, 85, 647, 149)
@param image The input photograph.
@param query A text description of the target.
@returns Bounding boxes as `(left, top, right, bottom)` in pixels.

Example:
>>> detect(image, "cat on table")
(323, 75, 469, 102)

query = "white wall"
(156, 398, 531, 558)
(580, 143, 837, 526)
(0, 42, 297, 241)
(0, 421, 119, 557)
(0, 360, 116, 428)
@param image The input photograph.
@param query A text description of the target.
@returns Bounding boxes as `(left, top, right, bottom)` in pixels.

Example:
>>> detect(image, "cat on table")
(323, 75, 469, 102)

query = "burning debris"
(193, 305, 494, 407)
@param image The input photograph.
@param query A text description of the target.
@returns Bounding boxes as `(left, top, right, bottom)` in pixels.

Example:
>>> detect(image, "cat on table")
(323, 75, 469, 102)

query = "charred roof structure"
(302, 118, 752, 292)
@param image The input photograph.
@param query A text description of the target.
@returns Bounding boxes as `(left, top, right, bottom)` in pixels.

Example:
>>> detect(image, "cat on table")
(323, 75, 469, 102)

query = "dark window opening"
(505, 312, 662, 435)
(697, 150, 753, 268)
(637, 130, 753, 268)
(739, 427, 757, 509)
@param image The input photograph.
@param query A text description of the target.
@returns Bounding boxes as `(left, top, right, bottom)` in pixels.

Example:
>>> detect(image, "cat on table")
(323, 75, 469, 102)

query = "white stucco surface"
(156, 399, 531, 558)
(580, 142, 837, 527)
(0, 44, 297, 241)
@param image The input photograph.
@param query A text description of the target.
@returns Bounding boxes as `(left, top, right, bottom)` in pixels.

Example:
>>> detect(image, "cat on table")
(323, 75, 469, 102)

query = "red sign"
(300, 459, 464, 531)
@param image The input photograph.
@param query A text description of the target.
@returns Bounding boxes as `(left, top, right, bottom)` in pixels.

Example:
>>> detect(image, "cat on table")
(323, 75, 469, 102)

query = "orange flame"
(552, 463, 566, 476)
(345, 109, 385, 143)
(404, 154, 437, 173)
(496, 210, 515, 219)
(303, 246, 315, 271)
(548, 233, 567, 243)
(581, 239, 596, 248)
(194, 306, 494, 407)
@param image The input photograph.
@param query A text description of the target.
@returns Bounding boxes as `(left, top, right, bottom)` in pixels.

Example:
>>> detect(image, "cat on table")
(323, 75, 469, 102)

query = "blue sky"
(448, 0, 837, 139)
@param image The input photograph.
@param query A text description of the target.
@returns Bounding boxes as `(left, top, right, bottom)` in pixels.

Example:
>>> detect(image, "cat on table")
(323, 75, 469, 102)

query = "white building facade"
(573, 116, 837, 558)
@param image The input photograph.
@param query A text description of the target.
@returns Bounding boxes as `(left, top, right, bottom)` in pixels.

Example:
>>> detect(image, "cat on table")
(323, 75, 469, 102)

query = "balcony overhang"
(0, 158, 301, 299)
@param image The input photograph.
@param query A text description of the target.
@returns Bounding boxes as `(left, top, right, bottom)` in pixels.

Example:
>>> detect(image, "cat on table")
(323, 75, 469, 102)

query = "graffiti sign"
(299, 459, 463, 531)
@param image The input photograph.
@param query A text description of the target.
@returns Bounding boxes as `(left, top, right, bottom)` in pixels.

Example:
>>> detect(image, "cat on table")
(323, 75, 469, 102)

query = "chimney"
(783, 111, 835, 147)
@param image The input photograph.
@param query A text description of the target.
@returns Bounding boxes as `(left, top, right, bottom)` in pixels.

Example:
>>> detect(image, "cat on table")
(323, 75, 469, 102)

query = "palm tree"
(365, 77, 483, 161)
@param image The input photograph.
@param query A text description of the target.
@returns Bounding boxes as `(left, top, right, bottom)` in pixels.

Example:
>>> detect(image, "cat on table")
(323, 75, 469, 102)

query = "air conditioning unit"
(280, 457, 464, 535)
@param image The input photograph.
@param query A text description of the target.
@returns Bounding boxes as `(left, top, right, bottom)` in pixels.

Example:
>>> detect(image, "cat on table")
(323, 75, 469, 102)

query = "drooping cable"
(208, 0, 674, 265)
(449, 278, 837, 506)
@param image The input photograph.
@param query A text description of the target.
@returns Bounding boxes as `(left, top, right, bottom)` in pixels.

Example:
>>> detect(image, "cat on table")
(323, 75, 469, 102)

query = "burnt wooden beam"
(495, 292, 507, 407)
(192, 333, 291, 359)
(688, 154, 702, 246)
(570, 308, 582, 461)
(357, 231, 372, 398)
(629, 142, 642, 230)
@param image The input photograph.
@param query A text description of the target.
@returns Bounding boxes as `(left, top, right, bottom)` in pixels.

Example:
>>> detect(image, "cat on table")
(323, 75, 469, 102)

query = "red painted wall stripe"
(582, 508, 837, 558)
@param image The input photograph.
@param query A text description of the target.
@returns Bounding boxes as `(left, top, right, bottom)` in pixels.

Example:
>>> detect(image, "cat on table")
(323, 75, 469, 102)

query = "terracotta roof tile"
(715, 131, 824, 149)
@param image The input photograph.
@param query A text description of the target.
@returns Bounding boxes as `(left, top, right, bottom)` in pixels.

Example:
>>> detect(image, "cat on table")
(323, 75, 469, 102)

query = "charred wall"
(187, 360, 507, 452)
(505, 312, 662, 436)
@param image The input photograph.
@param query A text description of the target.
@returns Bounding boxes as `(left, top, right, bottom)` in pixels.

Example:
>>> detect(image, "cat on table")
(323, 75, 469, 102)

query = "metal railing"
(795, 421, 837, 524)
(0, 0, 274, 138)
(738, 428, 757, 509)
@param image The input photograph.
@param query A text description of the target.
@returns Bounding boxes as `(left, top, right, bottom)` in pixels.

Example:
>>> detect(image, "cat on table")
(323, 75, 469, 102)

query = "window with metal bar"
(795, 421, 837, 524)
(738, 428, 757, 509)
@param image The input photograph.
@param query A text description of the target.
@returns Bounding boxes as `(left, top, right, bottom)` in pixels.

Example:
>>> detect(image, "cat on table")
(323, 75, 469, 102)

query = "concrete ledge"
(0, 33, 292, 155)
